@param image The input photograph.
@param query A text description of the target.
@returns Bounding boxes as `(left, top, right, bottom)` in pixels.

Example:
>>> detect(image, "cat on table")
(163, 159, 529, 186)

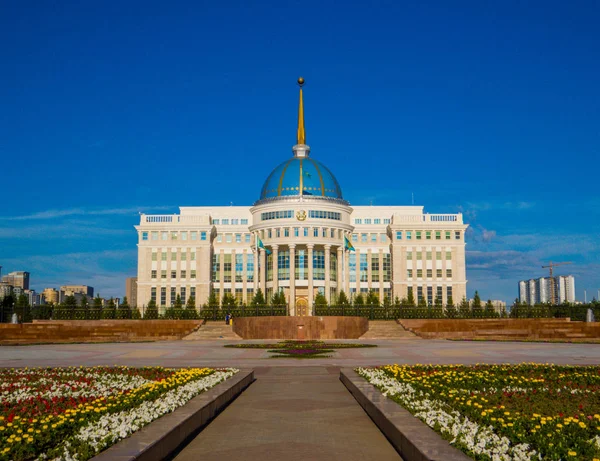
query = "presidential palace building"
(135, 79, 468, 315)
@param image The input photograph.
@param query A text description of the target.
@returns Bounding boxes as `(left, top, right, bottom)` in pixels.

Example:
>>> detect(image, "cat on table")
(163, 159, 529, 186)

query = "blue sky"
(1, 1, 599, 303)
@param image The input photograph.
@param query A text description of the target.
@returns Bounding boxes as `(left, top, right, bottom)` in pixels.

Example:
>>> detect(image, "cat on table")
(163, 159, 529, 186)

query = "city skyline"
(1, 1, 599, 302)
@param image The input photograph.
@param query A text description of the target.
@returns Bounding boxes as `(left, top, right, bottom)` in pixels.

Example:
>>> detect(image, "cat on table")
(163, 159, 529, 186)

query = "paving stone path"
(172, 366, 402, 461)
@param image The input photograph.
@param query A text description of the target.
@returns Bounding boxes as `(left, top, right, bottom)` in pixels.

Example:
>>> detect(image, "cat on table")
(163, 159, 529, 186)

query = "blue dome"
(260, 156, 343, 200)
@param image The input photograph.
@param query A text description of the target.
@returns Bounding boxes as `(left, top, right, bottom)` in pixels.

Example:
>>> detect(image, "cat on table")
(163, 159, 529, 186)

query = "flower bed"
(357, 364, 600, 460)
(0, 366, 238, 461)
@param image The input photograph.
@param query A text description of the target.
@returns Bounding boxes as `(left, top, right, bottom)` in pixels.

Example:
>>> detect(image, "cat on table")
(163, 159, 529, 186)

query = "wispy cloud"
(0, 206, 175, 221)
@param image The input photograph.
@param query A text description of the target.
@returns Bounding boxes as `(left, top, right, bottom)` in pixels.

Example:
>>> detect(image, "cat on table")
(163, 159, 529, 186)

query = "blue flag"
(257, 236, 272, 255)
(344, 235, 355, 252)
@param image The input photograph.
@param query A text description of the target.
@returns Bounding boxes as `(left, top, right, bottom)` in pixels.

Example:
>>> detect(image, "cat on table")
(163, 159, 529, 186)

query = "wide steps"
(360, 321, 419, 339)
(183, 322, 241, 340)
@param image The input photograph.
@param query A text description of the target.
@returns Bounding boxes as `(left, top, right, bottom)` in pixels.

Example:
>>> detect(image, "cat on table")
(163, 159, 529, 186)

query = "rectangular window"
(417, 286, 423, 303)
(171, 232, 178, 240)
(445, 231, 451, 239)
(371, 234, 377, 242)
(161, 270, 167, 279)
(217, 234, 222, 243)
(171, 251, 177, 261)
(352, 234, 358, 242)
(212, 254, 220, 282)
(161, 252, 167, 261)
(151, 270, 157, 278)
(435, 231, 441, 240)
(426, 251, 432, 260)
(446, 269, 453, 278)
(384, 218, 390, 224)
(426, 231, 431, 240)
(374, 218, 381, 224)
(359, 254, 368, 282)
(160, 287, 166, 306)
(314, 228, 319, 237)
(417, 269, 423, 278)
(171, 270, 177, 279)
(330, 228, 335, 238)
(232, 219, 239, 225)
(245, 233, 251, 243)
(213, 219, 220, 225)
(294, 228, 299, 237)
(241, 219, 248, 225)
(380, 233, 387, 242)
(223, 254, 232, 283)
(436, 269, 442, 278)
(222, 219, 229, 225)
(181, 287, 187, 302)
(181, 231, 188, 241)
(455, 231, 461, 240)
(181, 270, 187, 279)
(190, 287, 196, 301)
(396, 231, 402, 240)
(447, 286, 453, 301)
(152, 252, 157, 261)
(191, 252, 196, 261)
(436, 251, 442, 260)
(226, 234, 232, 243)
(427, 286, 433, 305)
(371, 256, 379, 282)
(354, 218, 362, 224)
(406, 231, 412, 240)
(284, 228, 290, 237)
(201, 231, 207, 241)
(170, 287, 176, 305)
(278, 250, 290, 280)
(361, 233, 367, 242)
(303, 227, 309, 237)
(383, 254, 391, 282)
(151, 231, 158, 241)
(191, 270, 197, 278)
(276, 228, 281, 238)
(407, 269, 413, 278)
(268, 229, 272, 238)
(191, 231, 197, 240)
(416, 251, 422, 260)
(236, 254, 244, 282)
(142, 232, 148, 241)
(161, 231, 168, 241)
(246, 254, 254, 282)
(426, 269, 432, 278)
(151, 287, 157, 302)
(322, 228, 327, 238)
(181, 252, 187, 261)
(235, 233, 241, 243)
(406, 251, 412, 260)
(364, 218, 372, 224)
(446, 251, 452, 260)
(437, 286, 443, 302)
(416, 231, 422, 240)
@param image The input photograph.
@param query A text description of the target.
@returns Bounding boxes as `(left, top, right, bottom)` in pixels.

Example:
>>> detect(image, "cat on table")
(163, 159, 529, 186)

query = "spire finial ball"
(297, 77, 305, 86)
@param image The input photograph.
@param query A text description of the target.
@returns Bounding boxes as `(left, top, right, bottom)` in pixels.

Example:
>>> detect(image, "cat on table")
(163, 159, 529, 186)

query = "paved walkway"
(172, 367, 401, 461)
(1, 339, 599, 368)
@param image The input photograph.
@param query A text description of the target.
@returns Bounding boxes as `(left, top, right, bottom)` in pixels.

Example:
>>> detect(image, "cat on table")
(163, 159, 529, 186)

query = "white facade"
(518, 275, 576, 305)
(134, 80, 469, 315)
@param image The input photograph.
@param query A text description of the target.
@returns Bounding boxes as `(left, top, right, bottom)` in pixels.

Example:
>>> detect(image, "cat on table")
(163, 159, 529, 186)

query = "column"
(324, 244, 331, 304)
(355, 247, 361, 297)
(344, 239, 350, 295)
(219, 249, 224, 303)
(260, 248, 266, 296)
(367, 249, 372, 291)
(337, 246, 343, 297)
(242, 249, 248, 304)
(272, 245, 279, 294)
(289, 244, 296, 315)
(231, 249, 236, 303)
(307, 244, 314, 310)
(379, 249, 384, 302)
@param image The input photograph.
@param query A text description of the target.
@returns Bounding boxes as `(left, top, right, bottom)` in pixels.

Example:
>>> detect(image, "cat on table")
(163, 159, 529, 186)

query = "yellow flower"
(568, 451, 577, 457)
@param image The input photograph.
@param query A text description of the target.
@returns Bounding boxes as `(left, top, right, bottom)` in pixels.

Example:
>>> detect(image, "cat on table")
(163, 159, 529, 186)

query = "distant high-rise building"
(0, 282, 13, 301)
(42, 288, 60, 304)
(60, 285, 94, 297)
(518, 276, 576, 305)
(125, 277, 138, 307)
(1, 271, 30, 290)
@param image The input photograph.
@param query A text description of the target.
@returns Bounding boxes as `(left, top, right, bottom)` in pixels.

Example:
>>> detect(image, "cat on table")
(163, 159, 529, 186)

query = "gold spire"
(297, 77, 305, 145)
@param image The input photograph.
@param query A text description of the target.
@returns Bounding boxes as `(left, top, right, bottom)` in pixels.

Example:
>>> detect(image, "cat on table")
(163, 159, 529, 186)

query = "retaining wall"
(233, 316, 368, 339)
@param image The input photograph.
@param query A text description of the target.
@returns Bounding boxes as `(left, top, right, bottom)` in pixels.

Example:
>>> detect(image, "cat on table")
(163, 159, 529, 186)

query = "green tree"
(484, 299, 496, 318)
(15, 294, 30, 322)
(337, 290, 350, 306)
(271, 291, 286, 307)
(145, 299, 158, 319)
(393, 296, 401, 308)
(63, 295, 77, 308)
(366, 290, 379, 306)
(445, 301, 457, 319)
(406, 289, 416, 307)
(117, 296, 131, 319)
(434, 297, 443, 308)
(251, 288, 266, 306)
(471, 291, 482, 318)
(185, 296, 198, 319)
(102, 297, 116, 319)
(208, 291, 220, 308)
(417, 296, 427, 308)
(221, 293, 236, 308)
(458, 296, 471, 318)
(93, 294, 103, 309)
(80, 296, 88, 309)
(314, 292, 328, 307)
(354, 293, 365, 306)
(174, 294, 183, 309)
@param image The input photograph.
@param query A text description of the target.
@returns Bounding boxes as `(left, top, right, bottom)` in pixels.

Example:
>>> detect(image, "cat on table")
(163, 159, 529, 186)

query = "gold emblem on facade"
(296, 210, 307, 221)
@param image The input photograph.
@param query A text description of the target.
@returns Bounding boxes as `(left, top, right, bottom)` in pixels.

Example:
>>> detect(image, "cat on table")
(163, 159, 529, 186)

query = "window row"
(261, 227, 343, 240)
(142, 231, 208, 242)
(308, 210, 341, 220)
(408, 286, 453, 305)
(151, 270, 197, 280)
(152, 251, 197, 261)
(151, 286, 196, 306)
(215, 233, 253, 243)
(212, 254, 255, 283)
(353, 218, 391, 225)
(395, 230, 461, 240)
(261, 210, 294, 221)
(348, 254, 392, 283)
(406, 251, 452, 261)
(211, 218, 249, 225)
(406, 269, 453, 279)
(351, 233, 388, 243)
(265, 250, 337, 282)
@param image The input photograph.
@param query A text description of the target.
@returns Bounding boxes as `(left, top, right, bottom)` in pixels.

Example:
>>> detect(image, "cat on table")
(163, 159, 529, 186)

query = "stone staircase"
(359, 320, 420, 339)
(182, 321, 242, 340)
